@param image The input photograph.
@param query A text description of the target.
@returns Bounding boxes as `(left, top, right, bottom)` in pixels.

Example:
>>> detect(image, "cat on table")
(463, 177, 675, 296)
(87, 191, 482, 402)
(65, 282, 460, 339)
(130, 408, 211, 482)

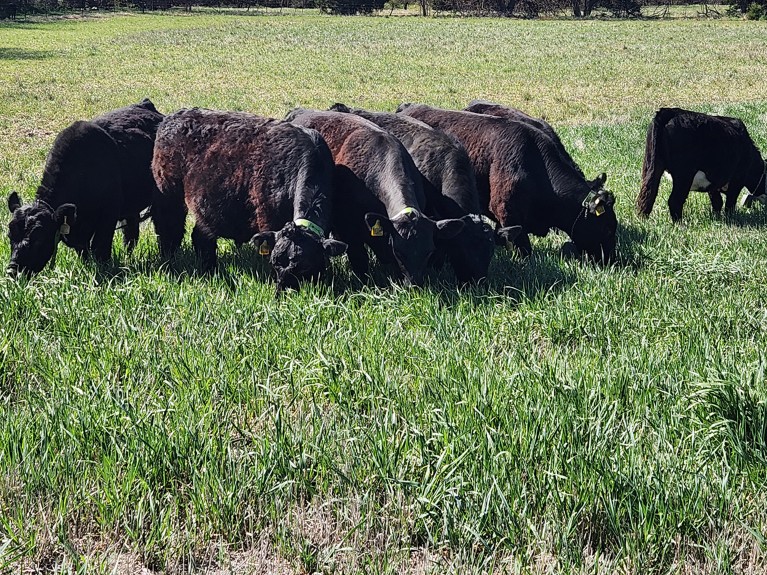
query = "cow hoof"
(561, 242, 580, 259)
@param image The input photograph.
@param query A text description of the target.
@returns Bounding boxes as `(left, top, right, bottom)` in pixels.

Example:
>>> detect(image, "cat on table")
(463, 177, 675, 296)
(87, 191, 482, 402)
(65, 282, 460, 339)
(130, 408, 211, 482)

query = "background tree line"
(1, 0, 764, 23)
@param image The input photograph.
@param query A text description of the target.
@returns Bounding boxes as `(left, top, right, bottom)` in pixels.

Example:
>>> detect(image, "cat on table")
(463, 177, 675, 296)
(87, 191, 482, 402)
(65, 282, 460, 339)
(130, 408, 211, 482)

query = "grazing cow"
(6, 98, 163, 277)
(397, 103, 617, 262)
(636, 107, 767, 222)
(465, 100, 586, 178)
(285, 108, 464, 287)
(328, 103, 519, 283)
(151, 108, 347, 291)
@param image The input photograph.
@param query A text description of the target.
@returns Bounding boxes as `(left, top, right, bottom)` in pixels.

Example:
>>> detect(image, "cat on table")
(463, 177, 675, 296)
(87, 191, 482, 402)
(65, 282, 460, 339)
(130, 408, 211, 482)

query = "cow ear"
(364, 212, 392, 237)
(322, 238, 347, 257)
(588, 172, 607, 190)
(54, 203, 76, 224)
(434, 217, 465, 239)
(328, 103, 351, 113)
(251, 231, 277, 255)
(8, 191, 22, 213)
(495, 225, 522, 245)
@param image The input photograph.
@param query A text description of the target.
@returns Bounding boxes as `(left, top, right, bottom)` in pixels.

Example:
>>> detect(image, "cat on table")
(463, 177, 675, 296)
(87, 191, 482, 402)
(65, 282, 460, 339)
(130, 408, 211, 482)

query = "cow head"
(364, 208, 464, 287)
(6, 192, 76, 278)
(445, 214, 520, 284)
(568, 188, 617, 263)
(251, 220, 346, 292)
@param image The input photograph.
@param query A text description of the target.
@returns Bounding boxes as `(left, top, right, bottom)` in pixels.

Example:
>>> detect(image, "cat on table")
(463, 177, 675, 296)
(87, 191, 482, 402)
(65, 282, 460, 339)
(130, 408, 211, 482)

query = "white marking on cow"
(740, 193, 766, 208)
(665, 171, 731, 192)
(691, 171, 712, 191)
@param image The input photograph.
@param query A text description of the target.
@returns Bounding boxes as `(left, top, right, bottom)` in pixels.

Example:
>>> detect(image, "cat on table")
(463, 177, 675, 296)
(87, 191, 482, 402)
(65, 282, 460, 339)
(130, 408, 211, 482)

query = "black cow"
(637, 107, 767, 222)
(285, 108, 464, 287)
(397, 103, 616, 262)
(328, 103, 519, 283)
(465, 100, 586, 178)
(151, 108, 346, 292)
(6, 98, 163, 277)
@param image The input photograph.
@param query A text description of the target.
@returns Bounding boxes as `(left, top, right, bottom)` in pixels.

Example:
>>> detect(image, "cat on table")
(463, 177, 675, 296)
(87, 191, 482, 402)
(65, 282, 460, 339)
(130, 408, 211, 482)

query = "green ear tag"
(258, 241, 271, 256)
(60, 217, 70, 236)
(371, 220, 384, 237)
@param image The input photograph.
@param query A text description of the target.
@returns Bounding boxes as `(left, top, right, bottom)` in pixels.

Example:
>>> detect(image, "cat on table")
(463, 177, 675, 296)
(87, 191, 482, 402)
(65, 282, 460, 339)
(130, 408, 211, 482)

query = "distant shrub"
(317, 0, 384, 13)
(745, 1, 766, 18)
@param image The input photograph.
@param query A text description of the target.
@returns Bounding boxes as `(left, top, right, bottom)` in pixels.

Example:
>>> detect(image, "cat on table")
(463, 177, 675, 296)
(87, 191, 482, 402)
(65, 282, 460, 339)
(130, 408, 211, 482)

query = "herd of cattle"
(6, 98, 767, 291)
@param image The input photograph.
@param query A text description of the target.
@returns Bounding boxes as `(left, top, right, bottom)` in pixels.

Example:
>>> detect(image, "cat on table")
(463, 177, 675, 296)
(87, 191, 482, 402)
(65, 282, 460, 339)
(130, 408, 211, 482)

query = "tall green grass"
(1, 12, 767, 574)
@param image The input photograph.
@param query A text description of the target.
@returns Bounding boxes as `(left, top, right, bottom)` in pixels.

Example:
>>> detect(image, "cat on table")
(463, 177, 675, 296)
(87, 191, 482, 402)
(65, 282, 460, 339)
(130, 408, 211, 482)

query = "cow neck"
(750, 162, 767, 196)
(542, 154, 591, 233)
(565, 188, 595, 240)
(293, 196, 328, 240)
(294, 218, 324, 239)
(50, 227, 61, 269)
(391, 206, 420, 220)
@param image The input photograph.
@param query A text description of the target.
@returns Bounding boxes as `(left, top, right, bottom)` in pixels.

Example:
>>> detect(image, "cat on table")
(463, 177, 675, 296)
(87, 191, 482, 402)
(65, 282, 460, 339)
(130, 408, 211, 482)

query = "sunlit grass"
(1, 12, 767, 574)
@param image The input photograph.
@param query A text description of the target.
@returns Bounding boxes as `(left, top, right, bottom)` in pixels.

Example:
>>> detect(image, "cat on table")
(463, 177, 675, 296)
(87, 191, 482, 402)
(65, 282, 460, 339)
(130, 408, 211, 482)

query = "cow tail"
(636, 109, 670, 217)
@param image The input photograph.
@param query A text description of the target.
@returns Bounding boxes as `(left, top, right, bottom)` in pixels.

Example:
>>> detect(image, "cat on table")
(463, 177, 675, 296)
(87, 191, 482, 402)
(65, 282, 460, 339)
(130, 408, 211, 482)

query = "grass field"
(2, 11, 767, 575)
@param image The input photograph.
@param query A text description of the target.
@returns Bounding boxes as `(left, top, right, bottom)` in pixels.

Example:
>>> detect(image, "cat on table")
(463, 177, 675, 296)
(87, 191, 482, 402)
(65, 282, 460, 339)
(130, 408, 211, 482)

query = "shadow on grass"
(90, 242, 275, 291)
(86, 220, 651, 301)
(724, 205, 767, 229)
(0, 47, 56, 60)
(614, 219, 648, 271)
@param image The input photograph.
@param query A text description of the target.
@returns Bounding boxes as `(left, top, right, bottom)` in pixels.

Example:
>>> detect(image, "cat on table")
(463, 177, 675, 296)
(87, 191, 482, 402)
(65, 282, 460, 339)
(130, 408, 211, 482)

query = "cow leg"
(90, 219, 117, 262)
(708, 191, 723, 216)
(122, 215, 140, 253)
(191, 224, 217, 273)
(512, 232, 532, 258)
(152, 190, 188, 259)
(724, 186, 741, 214)
(346, 243, 369, 279)
(668, 179, 692, 223)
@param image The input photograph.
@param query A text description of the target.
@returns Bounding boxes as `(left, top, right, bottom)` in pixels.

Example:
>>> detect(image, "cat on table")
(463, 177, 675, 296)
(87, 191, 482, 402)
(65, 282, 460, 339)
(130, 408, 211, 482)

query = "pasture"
(1, 11, 767, 574)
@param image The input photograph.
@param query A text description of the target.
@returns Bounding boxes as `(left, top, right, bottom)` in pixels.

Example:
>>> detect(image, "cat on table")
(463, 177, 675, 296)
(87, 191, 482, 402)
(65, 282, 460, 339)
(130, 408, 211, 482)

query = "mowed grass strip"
(1, 13, 767, 574)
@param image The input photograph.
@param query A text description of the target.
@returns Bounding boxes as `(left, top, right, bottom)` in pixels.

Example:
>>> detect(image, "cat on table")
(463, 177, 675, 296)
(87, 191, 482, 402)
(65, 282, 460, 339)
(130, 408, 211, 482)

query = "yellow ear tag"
(595, 205, 605, 216)
(258, 241, 271, 256)
(60, 217, 70, 236)
(371, 220, 384, 237)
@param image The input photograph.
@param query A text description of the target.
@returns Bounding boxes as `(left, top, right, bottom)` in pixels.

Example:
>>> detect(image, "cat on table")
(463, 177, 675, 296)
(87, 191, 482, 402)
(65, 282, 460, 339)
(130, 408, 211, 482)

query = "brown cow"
(397, 103, 616, 262)
(286, 108, 464, 286)
(151, 108, 346, 291)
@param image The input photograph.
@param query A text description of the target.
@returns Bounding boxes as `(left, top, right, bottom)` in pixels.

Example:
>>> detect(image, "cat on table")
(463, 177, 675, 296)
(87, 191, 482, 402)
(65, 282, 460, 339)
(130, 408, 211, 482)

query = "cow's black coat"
(6, 98, 163, 277)
(286, 108, 464, 286)
(464, 100, 587, 179)
(329, 103, 519, 283)
(151, 108, 346, 291)
(637, 107, 767, 222)
(397, 103, 617, 262)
